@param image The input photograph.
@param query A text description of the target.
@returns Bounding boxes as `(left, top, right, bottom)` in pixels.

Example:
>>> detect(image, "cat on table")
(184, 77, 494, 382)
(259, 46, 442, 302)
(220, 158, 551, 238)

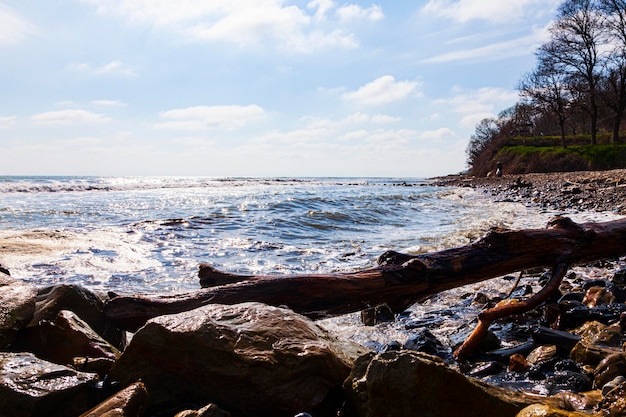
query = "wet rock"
(174, 403, 231, 417)
(597, 381, 626, 416)
(531, 326, 581, 353)
(0, 351, 99, 417)
(73, 356, 116, 378)
(509, 354, 530, 372)
(110, 302, 366, 417)
(469, 361, 503, 378)
(360, 304, 394, 326)
(570, 341, 621, 367)
(573, 321, 623, 347)
(549, 390, 602, 412)
(601, 375, 625, 396)
(0, 263, 9, 276)
(0, 274, 37, 348)
(30, 284, 126, 351)
(79, 381, 148, 417)
(582, 286, 616, 307)
(343, 351, 535, 417)
(526, 345, 558, 365)
(403, 328, 447, 357)
(544, 370, 591, 393)
(594, 352, 626, 389)
(515, 403, 596, 417)
(12, 309, 119, 367)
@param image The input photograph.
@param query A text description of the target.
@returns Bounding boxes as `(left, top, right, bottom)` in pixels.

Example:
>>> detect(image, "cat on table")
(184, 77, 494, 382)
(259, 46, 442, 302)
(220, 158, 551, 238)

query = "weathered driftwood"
(104, 216, 626, 358)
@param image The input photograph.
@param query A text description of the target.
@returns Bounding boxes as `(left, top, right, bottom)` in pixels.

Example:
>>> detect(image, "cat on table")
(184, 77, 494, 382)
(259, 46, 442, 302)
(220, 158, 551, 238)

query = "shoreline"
(432, 169, 626, 215)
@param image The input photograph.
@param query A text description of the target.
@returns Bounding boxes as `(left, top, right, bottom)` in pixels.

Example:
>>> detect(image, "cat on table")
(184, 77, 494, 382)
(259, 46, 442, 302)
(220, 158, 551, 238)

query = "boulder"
(12, 309, 119, 368)
(0, 274, 37, 348)
(109, 302, 366, 417)
(79, 381, 148, 417)
(29, 284, 126, 350)
(0, 351, 99, 417)
(343, 351, 536, 417)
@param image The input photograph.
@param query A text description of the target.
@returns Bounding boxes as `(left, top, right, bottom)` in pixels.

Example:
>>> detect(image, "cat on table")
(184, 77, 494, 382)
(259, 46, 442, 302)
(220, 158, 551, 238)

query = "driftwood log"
(104, 216, 626, 359)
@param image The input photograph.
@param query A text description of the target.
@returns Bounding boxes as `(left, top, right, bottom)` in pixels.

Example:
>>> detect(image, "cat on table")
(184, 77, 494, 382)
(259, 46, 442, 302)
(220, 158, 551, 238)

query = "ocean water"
(1, 176, 622, 351)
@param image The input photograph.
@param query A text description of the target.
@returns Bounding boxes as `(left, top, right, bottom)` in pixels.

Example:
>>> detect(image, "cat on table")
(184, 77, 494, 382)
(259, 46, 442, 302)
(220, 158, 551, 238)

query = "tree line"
(467, 0, 626, 174)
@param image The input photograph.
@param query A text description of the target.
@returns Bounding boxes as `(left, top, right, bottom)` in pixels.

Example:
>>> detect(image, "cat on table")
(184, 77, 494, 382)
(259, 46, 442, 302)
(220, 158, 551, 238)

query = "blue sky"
(0, 0, 561, 177)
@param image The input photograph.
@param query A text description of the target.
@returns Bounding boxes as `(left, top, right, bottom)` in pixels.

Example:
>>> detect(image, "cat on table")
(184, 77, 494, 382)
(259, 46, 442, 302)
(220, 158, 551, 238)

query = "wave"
(0, 176, 429, 194)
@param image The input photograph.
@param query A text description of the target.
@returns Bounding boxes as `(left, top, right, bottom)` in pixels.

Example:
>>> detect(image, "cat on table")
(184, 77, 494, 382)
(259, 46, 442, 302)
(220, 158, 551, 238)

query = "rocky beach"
(1, 170, 626, 417)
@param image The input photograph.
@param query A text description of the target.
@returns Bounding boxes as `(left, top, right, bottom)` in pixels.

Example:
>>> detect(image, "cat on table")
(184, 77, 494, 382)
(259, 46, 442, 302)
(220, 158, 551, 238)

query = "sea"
(1, 175, 623, 353)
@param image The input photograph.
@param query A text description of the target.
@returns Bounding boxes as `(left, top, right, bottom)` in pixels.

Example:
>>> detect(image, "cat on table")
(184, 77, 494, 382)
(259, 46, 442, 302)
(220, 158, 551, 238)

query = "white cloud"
(31, 109, 112, 125)
(336, 4, 384, 23)
(80, 0, 380, 52)
(421, 0, 559, 24)
(0, 4, 36, 46)
(0, 115, 17, 128)
(419, 128, 457, 141)
(342, 75, 422, 106)
(422, 25, 550, 64)
(92, 100, 127, 107)
(70, 61, 137, 77)
(438, 87, 518, 128)
(155, 105, 267, 130)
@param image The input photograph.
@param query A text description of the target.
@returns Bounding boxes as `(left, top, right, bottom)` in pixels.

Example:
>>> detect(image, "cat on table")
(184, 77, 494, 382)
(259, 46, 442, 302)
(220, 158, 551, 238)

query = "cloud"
(422, 25, 550, 64)
(155, 105, 267, 130)
(437, 87, 518, 128)
(419, 128, 457, 141)
(80, 0, 381, 52)
(70, 61, 137, 77)
(0, 115, 17, 128)
(92, 100, 127, 107)
(0, 4, 36, 46)
(342, 75, 422, 106)
(421, 0, 559, 24)
(31, 109, 112, 125)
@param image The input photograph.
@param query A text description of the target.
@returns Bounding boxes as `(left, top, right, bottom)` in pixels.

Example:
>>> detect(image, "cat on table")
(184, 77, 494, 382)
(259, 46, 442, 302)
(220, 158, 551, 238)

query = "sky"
(0, 0, 562, 178)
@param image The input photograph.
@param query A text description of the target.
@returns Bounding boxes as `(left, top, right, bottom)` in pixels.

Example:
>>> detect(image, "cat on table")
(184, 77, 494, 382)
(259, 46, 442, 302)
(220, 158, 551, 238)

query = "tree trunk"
(104, 217, 626, 337)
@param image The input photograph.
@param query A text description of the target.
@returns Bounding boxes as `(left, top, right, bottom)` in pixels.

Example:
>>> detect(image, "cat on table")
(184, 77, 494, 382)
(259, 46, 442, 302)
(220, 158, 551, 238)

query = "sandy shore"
(432, 169, 626, 215)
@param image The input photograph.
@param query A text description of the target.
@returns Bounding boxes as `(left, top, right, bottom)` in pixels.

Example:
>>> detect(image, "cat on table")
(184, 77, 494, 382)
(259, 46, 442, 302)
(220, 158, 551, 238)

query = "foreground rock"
(343, 351, 538, 417)
(79, 381, 148, 417)
(0, 273, 37, 348)
(110, 302, 366, 417)
(0, 351, 99, 417)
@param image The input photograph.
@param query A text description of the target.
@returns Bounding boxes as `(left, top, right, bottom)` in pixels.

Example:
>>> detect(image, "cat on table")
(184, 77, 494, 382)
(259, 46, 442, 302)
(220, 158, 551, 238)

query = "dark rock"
(30, 284, 126, 351)
(360, 304, 394, 326)
(403, 328, 447, 358)
(0, 351, 99, 417)
(0, 263, 9, 276)
(110, 302, 365, 417)
(530, 326, 581, 353)
(12, 310, 119, 367)
(79, 381, 148, 417)
(594, 352, 626, 388)
(343, 351, 535, 417)
(469, 361, 503, 378)
(597, 381, 626, 416)
(0, 274, 37, 348)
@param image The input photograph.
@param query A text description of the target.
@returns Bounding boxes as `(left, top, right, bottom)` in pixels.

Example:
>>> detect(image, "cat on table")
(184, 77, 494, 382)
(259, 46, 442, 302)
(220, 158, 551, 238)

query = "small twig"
(505, 270, 525, 299)
(453, 262, 569, 361)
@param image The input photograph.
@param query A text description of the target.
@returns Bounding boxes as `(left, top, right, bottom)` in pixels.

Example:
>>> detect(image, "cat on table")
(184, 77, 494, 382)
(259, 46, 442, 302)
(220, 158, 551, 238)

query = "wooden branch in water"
(104, 217, 626, 340)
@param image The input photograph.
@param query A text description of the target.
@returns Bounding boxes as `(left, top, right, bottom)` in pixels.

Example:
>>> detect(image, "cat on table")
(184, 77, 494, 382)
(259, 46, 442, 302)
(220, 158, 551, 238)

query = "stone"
(593, 352, 626, 388)
(79, 381, 148, 417)
(0, 274, 37, 348)
(12, 310, 119, 367)
(29, 284, 126, 351)
(526, 345, 557, 365)
(174, 403, 231, 417)
(0, 351, 99, 417)
(515, 404, 599, 417)
(110, 302, 366, 417)
(597, 381, 626, 416)
(343, 351, 536, 417)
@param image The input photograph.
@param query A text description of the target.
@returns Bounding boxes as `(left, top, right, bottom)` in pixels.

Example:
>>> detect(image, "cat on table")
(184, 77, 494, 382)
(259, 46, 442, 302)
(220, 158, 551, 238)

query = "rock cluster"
(3, 254, 626, 416)
(433, 169, 626, 214)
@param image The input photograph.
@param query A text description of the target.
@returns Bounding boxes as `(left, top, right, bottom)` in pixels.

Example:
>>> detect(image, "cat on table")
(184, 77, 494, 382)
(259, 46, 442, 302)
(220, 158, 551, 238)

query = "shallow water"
(1, 176, 623, 369)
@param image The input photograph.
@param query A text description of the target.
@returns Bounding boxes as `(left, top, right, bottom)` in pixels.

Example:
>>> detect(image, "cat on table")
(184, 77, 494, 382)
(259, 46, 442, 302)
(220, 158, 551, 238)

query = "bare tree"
(538, 0, 606, 144)
(518, 60, 573, 147)
(598, 0, 626, 141)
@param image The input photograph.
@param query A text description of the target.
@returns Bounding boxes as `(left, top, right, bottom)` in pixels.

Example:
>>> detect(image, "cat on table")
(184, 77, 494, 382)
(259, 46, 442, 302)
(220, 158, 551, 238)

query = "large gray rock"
(343, 351, 536, 417)
(0, 351, 99, 417)
(110, 302, 366, 417)
(0, 274, 37, 348)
